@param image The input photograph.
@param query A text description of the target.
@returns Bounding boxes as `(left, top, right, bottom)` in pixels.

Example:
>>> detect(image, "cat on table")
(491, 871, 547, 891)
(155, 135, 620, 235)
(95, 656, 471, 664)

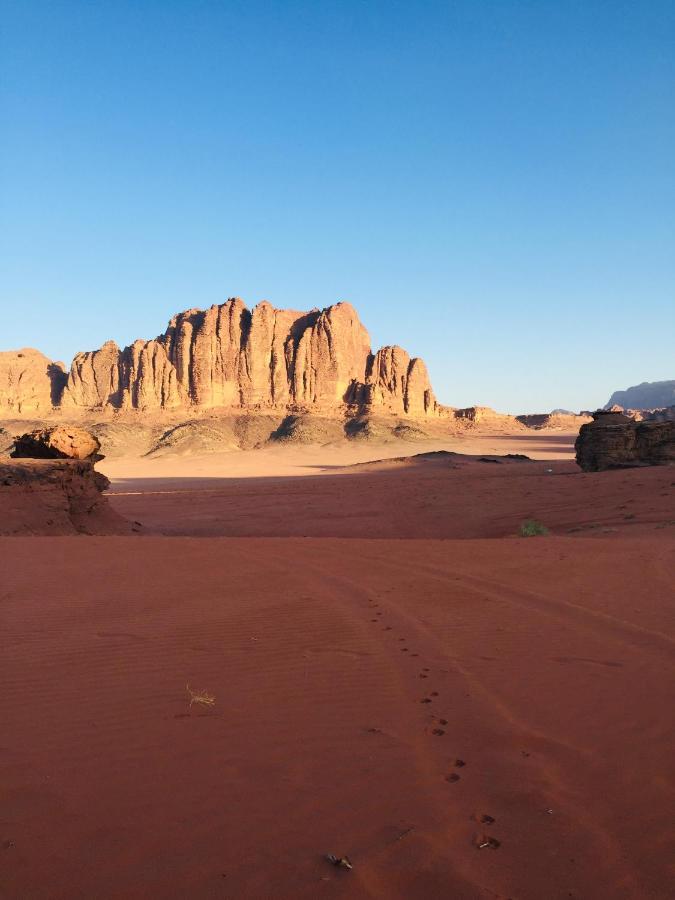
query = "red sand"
(1, 452, 674, 898)
(108, 454, 675, 540)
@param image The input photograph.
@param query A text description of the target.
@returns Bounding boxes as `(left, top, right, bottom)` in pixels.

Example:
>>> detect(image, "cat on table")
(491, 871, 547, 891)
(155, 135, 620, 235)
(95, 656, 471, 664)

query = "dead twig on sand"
(394, 826, 415, 843)
(186, 684, 216, 709)
(326, 854, 353, 870)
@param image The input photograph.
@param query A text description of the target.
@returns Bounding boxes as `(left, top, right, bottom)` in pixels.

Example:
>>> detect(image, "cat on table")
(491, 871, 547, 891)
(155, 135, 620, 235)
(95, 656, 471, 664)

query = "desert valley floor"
(1, 430, 674, 899)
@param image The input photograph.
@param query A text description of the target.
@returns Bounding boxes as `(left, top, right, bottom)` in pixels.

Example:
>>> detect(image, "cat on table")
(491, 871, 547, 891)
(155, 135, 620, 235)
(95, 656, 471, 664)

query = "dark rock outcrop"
(575, 410, 675, 471)
(644, 405, 675, 423)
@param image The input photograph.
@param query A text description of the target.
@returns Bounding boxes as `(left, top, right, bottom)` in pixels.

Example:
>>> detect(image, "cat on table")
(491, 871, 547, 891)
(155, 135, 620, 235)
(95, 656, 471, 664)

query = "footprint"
(479, 815, 495, 825)
(420, 698, 432, 704)
(454, 759, 465, 767)
(431, 691, 439, 697)
(432, 728, 446, 736)
(445, 773, 460, 783)
(420, 674, 428, 679)
(384, 626, 392, 631)
(422, 667, 430, 672)
(411, 653, 419, 657)
(438, 719, 448, 725)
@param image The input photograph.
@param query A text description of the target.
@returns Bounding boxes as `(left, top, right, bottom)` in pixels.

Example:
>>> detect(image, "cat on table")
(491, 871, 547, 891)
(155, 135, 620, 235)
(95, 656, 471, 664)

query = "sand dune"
(1, 536, 673, 899)
(100, 431, 580, 482)
(107, 451, 675, 540)
(1, 433, 673, 899)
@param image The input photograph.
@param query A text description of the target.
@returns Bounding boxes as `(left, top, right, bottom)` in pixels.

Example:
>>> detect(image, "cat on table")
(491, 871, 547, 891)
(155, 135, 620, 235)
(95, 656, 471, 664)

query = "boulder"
(11, 426, 103, 461)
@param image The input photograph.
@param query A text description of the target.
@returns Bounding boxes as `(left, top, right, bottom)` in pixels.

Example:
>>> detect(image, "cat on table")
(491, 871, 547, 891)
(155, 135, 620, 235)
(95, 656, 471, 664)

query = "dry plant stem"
(187, 684, 216, 708)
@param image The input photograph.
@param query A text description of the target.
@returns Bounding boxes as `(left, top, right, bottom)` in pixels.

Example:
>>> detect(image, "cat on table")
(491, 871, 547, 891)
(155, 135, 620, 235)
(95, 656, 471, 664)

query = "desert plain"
(1, 425, 674, 900)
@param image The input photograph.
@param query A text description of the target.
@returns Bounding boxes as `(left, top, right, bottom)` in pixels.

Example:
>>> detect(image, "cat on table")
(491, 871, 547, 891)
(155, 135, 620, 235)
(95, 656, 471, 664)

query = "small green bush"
(519, 519, 549, 537)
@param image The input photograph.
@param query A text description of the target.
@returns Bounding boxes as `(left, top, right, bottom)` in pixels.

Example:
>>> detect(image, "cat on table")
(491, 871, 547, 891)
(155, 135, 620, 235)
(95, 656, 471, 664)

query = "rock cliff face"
(0, 349, 67, 414)
(55, 299, 437, 416)
(575, 410, 675, 471)
(363, 346, 436, 415)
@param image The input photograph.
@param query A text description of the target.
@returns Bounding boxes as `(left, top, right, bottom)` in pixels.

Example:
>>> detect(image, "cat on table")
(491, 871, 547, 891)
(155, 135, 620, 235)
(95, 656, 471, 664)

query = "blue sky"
(1, 0, 673, 412)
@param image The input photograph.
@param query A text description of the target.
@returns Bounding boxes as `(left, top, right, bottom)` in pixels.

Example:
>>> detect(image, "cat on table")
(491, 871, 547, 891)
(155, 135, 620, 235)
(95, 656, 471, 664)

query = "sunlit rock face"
(55, 298, 438, 416)
(0, 349, 66, 414)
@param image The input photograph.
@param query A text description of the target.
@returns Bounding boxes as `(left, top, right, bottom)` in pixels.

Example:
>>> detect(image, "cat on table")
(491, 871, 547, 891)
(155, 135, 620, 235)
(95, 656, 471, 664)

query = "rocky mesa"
(1, 299, 437, 417)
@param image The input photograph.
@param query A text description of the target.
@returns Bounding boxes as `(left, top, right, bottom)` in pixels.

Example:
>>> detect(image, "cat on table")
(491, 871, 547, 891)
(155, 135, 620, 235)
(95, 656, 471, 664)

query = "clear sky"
(1, 0, 673, 413)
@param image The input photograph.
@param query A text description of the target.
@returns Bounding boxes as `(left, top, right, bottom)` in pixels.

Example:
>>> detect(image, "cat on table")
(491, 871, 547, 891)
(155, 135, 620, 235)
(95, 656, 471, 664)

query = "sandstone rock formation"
(363, 346, 436, 415)
(12, 426, 103, 461)
(56, 299, 437, 416)
(517, 412, 592, 430)
(0, 349, 67, 414)
(605, 380, 675, 411)
(0, 458, 130, 535)
(575, 410, 675, 471)
(454, 406, 526, 430)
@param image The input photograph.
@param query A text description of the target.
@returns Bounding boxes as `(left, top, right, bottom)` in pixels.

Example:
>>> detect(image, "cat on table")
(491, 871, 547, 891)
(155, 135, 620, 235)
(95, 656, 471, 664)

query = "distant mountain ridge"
(605, 380, 675, 411)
